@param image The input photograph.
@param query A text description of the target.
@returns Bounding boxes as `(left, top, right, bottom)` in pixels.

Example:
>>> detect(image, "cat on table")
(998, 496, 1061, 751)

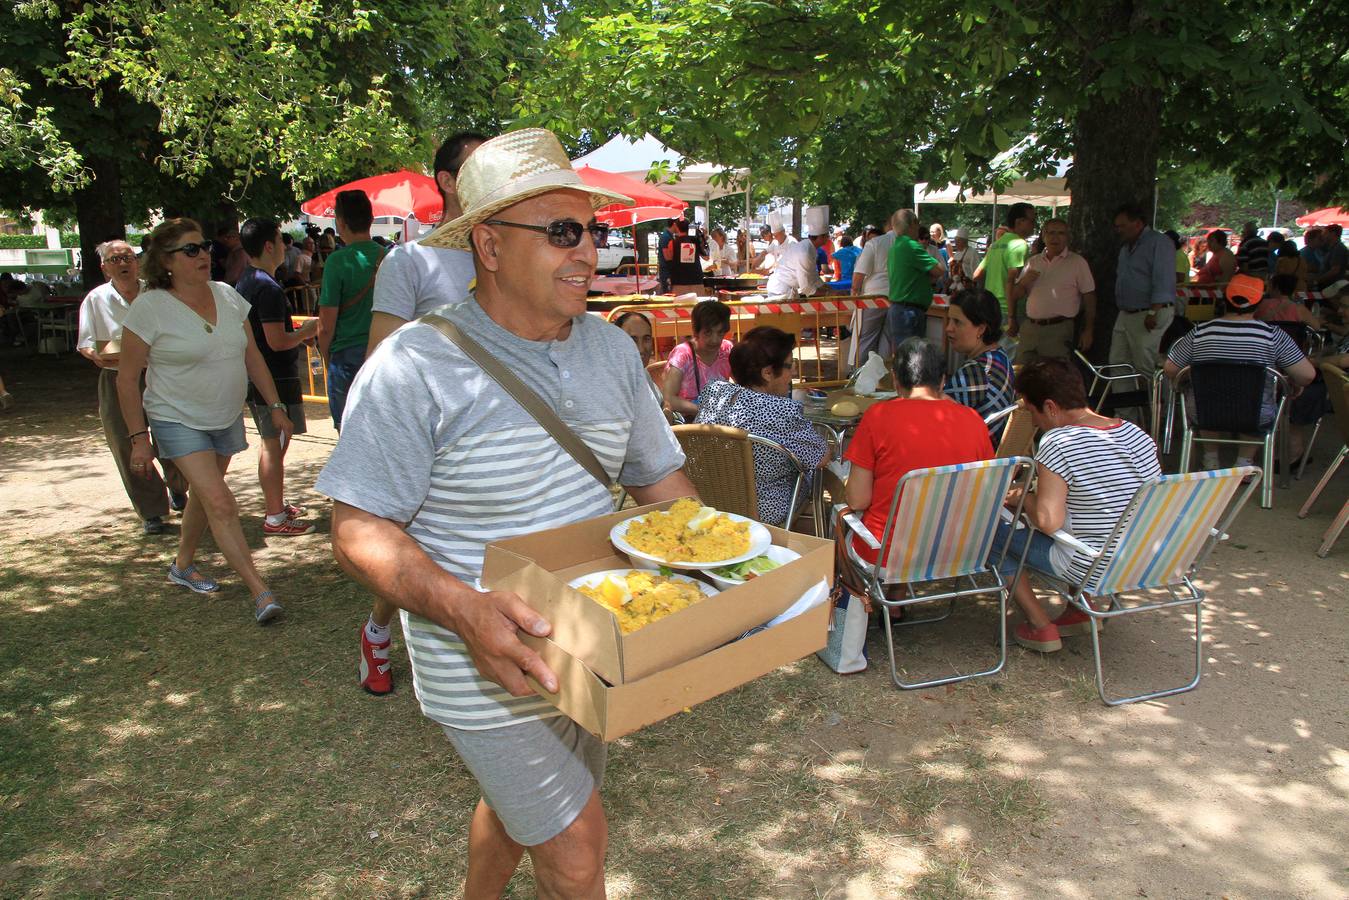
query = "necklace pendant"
(203, 322, 214, 334)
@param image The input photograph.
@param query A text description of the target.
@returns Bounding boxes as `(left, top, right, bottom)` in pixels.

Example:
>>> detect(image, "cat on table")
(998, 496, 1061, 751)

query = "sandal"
(254, 591, 283, 625)
(168, 562, 221, 594)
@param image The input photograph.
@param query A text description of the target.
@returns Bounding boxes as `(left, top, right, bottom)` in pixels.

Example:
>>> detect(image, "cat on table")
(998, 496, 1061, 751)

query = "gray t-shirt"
(371, 239, 476, 321)
(315, 297, 685, 730)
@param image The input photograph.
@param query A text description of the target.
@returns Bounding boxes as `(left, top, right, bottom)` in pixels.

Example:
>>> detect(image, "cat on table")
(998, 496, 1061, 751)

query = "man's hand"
(1144, 310, 1159, 332)
(97, 352, 120, 368)
(455, 589, 558, 696)
(1007, 317, 1020, 338)
(1077, 329, 1094, 352)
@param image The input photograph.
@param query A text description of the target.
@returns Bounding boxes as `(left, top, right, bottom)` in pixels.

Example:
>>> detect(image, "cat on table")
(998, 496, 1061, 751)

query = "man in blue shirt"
(1111, 202, 1177, 375)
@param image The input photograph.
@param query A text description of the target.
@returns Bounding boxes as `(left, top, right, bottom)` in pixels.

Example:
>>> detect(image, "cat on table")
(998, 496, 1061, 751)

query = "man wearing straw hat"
(317, 128, 693, 897)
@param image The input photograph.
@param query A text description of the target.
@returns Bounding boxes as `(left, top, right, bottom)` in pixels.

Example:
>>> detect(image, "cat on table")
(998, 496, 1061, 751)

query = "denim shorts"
(150, 415, 248, 459)
(992, 521, 1061, 581)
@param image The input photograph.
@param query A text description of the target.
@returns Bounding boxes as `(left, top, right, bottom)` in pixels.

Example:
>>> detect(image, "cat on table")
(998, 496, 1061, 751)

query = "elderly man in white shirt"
(846, 217, 898, 371)
(765, 206, 830, 299)
(76, 239, 185, 533)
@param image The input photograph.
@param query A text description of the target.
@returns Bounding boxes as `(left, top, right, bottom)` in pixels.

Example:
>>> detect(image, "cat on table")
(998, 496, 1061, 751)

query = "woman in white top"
(118, 218, 294, 625)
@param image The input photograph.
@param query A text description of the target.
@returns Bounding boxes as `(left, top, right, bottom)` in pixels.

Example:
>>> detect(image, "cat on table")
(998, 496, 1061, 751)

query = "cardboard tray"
(521, 593, 831, 741)
(481, 499, 833, 685)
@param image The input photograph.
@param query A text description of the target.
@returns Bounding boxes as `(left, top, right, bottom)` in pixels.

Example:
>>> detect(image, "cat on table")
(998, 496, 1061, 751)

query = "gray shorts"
(442, 714, 606, 846)
(249, 401, 307, 439)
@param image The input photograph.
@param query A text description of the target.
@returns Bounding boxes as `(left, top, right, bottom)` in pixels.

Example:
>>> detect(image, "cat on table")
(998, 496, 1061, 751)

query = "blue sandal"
(254, 591, 283, 625)
(168, 562, 221, 594)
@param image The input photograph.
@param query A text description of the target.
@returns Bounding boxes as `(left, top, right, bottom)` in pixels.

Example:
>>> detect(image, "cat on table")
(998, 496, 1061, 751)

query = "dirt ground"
(1, 349, 1346, 899)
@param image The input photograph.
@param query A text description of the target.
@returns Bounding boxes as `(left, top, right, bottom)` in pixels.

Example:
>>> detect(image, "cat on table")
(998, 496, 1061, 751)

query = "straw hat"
(421, 128, 632, 251)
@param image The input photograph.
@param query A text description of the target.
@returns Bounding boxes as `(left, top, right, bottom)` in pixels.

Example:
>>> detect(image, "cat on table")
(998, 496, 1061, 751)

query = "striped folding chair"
(838, 457, 1034, 690)
(1032, 467, 1261, 706)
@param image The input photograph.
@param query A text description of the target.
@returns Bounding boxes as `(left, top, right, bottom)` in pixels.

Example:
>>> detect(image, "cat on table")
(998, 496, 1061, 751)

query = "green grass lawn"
(1, 511, 1065, 898)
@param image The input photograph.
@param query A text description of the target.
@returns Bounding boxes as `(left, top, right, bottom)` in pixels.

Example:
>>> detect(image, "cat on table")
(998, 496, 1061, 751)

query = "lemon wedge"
(598, 576, 632, 608)
(686, 505, 720, 532)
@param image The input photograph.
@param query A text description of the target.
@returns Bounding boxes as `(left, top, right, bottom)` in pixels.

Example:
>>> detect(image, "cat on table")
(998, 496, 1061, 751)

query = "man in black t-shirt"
(237, 217, 319, 536)
(656, 219, 675, 292)
(666, 218, 705, 294)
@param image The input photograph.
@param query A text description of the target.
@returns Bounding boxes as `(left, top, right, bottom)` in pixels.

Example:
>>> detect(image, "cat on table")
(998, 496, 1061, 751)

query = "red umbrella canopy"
(1295, 207, 1349, 228)
(301, 169, 443, 221)
(575, 166, 685, 226)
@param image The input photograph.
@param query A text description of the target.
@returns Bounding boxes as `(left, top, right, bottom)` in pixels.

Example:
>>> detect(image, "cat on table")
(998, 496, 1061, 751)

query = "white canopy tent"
(572, 133, 751, 229)
(913, 158, 1072, 234)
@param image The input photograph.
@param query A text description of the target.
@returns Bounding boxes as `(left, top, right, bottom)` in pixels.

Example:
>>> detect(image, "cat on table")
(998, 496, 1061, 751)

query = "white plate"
(862, 390, 897, 399)
(703, 544, 803, 590)
(609, 510, 774, 570)
(567, 569, 719, 598)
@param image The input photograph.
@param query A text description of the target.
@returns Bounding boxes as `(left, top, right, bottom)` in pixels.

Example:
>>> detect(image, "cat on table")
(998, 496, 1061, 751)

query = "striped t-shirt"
(316, 298, 685, 730)
(1166, 317, 1304, 370)
(1036, 420, 1161, 583)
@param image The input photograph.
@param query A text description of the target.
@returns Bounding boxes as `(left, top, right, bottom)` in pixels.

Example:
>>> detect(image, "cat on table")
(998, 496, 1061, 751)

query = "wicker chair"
(984, 403, 1036, 458)
(672, 423, 815, 532)
(1297, 363, 1349, 556)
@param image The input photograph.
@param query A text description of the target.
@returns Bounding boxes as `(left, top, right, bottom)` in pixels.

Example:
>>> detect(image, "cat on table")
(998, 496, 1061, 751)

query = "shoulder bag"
(419, 313, 611, 489)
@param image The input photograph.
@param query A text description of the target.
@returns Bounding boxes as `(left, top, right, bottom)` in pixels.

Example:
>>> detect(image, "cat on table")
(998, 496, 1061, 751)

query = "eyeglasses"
(483, 219, 610, 249)
(103, 254, 136, 265)
(166, 240, 214, 258)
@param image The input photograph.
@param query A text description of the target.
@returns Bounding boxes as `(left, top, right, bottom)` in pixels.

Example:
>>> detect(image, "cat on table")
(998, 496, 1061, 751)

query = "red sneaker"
(263, 517, 316, 536)
(1014, 621, 1062, 653)
(284, 502, 308, 520)
(1051, 606, 1103, 637)
(359, 625, 394, 695)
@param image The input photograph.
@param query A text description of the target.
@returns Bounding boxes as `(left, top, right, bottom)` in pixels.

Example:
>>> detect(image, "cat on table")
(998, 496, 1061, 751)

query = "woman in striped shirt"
(993, 359, 1162, 653)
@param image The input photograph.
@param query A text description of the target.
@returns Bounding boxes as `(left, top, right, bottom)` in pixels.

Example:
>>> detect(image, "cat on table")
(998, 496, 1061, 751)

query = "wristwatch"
(268, 401, 287, 412)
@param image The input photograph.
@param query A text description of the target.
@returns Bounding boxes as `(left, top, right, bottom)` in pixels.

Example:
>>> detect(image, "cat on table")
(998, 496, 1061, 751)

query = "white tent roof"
(914, 158, 1072, 208)
(572, 133, 748, 202)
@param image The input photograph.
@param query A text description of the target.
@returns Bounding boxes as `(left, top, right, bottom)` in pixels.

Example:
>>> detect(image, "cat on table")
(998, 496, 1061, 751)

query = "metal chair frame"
(1174, 364, 1291, 509)
(1024, 468, 1261, 706)
(838, 457, 1035, 690)
(1297, 363, 1349, 556)
(1075, 350, 1151, 427)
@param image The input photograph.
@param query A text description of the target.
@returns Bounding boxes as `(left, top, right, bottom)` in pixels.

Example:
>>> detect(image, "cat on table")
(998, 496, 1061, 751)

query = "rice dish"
(624, 499, 750, 562)
(577, 571, 706, 634)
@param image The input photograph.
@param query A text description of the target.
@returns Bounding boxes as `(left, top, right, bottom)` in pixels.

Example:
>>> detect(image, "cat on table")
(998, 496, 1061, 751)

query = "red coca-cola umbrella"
(1295, 207, 1349, 228)
(301, 170, 443, 221)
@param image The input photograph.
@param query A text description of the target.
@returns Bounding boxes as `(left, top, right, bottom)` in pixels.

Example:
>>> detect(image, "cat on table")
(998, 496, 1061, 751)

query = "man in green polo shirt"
(317, 189, 387, 430)
(886, 208, 941, 347)
(976, 202, 1037, 334)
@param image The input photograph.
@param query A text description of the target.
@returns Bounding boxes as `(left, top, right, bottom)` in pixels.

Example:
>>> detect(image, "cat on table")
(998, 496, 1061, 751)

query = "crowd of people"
(4, 119, 1342, 898)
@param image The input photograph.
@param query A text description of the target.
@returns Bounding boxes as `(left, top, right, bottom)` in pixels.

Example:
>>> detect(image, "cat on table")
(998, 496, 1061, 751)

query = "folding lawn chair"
(1030, 467, 1261, 706)
(1297, 363, 1349, 557)
(838, 456, 1034, 690)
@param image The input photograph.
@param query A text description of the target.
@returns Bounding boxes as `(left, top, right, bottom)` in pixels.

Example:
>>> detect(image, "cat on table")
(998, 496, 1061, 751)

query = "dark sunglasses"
(103, 254, 136, 265)
(167, 240, 214, 258)
(484, 219, 609, 249)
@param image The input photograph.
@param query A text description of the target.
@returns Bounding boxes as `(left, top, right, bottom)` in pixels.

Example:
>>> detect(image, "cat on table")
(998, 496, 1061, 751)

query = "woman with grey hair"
(843, 337, 994, 565)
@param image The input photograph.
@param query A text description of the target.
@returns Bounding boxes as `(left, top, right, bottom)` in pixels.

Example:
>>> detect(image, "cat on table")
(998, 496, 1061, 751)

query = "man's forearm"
(332, 502, 472, 633)
(627, 470, 697, 506)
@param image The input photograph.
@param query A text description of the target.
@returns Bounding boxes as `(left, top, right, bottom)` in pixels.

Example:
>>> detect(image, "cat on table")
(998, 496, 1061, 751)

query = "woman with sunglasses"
(117, 218, 293, 625)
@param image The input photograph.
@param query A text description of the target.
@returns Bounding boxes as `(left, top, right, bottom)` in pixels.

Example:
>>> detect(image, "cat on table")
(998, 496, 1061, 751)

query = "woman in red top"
(844, 337, 995, 567)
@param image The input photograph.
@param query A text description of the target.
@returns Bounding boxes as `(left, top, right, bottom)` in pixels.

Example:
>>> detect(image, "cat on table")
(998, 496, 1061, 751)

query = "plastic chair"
(838, 457, 1035, 690)
(1027, 468, 1261, 705)
(1297, 363, 1349, 557)
(36, 306, 77, 354)
(1175, 364, 1291, 508)
(672, 423, 814, 532)
(984, 403, 1036, 458)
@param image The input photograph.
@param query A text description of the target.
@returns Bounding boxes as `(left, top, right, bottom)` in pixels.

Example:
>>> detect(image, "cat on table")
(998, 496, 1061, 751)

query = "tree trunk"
(73, 153, 126, 288)
(1066, 5, 1164, 363)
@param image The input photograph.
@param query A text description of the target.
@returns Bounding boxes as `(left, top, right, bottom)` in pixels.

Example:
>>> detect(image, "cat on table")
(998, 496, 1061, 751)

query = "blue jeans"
(886, 303, 925, 349)
(991, 521, 1059, 581)
(327, 344, 367, 431)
